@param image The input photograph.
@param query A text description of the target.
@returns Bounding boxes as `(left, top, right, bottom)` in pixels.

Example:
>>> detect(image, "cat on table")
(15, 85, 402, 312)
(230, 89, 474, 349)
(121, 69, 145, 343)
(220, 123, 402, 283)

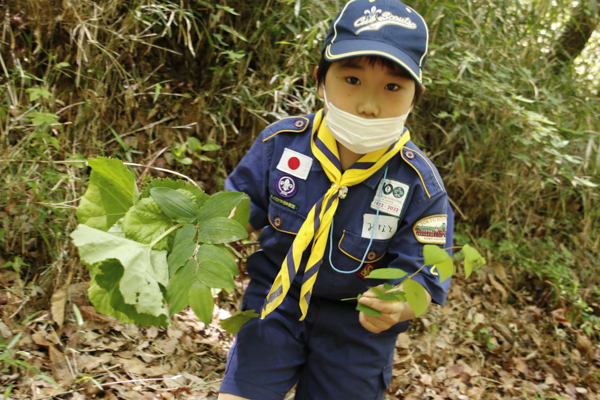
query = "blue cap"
(322, 0, 429, 85)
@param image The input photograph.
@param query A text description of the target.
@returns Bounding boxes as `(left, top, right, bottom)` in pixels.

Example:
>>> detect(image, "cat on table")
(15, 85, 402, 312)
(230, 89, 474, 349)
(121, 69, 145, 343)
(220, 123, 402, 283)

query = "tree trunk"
(549, 1, 600, 72)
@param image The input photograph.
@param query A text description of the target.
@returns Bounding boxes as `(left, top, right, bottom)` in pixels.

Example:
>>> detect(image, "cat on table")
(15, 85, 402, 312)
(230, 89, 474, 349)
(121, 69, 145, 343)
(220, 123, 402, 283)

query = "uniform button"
(405, 150, 415, 160)
(294, 120, 304, 128)
(273, 217, 282, 227)
(367, 251, 377, 261)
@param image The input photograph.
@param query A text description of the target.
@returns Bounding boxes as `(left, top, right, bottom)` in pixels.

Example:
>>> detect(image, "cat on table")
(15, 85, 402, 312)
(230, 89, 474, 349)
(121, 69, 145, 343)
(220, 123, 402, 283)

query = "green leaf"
(26, 87, 52, 101)
(168, 240, 196, 277)
(196, 244, 238, 275)
(356, 302, 381, 317)
(89, 259, 168, 326)
(141, 178, 209, 209)
(150, 187, 199, 224)
(462, 244, 486, 279)
(27, 111, 59, 125)
(76, 157, 138, 231)
(197, 217, 247, 244)
(230, 194, 251, 228)
(188, 281, 214, 325)
(436, 257, 454, 283)
(200, 143, 222, 151)
(167, 260, 196, 315)
(423, 244, 452, 266)
(122, 197, 174, 250)
(71, 224, 169, 319)
(196, 260, 236, 288)
(219, 309, 259, 334)
(365, 268, 407, 280)
(198, 191, 249, 222)
(403, 278, 428, 318)
(215, 5, 240, 15)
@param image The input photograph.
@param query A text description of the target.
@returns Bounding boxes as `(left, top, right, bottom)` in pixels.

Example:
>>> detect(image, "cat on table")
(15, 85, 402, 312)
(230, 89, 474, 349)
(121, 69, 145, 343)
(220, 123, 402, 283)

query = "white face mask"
(323, 88, 410, 154)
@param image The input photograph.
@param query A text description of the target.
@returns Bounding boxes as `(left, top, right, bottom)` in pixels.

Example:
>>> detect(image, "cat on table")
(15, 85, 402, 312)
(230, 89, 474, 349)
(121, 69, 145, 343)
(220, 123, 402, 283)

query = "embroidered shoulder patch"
(413, 215, 447, 244)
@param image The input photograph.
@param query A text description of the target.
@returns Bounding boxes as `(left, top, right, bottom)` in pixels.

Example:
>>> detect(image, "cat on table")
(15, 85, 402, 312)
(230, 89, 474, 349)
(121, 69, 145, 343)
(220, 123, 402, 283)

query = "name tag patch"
(370, 178, 410, 217)
(413, 215, 448, 244)
(270, 193, 299, 211)
(276, 148, 312, 180)
(361, 214, 399, 240)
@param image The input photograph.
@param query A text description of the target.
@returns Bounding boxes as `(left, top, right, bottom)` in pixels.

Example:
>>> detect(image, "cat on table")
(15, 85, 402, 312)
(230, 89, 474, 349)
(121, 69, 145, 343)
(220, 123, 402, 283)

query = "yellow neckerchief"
(261, 109, 411, 320)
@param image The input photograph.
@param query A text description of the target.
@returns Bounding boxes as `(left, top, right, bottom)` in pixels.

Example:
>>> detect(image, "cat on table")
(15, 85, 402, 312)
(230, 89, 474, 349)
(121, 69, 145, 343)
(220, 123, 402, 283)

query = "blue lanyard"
(329, 166, 389, 274)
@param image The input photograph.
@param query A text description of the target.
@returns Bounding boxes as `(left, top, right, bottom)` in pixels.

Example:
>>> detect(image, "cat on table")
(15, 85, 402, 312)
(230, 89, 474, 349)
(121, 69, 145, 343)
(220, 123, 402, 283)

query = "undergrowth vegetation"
(0, 0, 598, 337)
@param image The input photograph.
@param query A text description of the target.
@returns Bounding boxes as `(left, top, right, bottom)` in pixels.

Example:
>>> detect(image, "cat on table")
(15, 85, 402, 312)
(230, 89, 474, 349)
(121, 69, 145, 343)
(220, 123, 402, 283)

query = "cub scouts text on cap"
(413, 215, 447, 244)
(322, 0, 429, 85)
(276, 148, 313, 180)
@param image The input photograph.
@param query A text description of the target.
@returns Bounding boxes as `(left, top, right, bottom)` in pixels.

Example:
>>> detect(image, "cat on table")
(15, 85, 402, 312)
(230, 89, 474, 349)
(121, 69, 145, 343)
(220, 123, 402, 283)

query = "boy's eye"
(346, 77, 360, 85)
(385, 83, 400, 91)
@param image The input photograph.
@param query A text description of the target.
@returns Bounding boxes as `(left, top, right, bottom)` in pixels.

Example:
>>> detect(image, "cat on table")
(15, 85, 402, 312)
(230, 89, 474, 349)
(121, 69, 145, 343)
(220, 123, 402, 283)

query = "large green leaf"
(89, 259, 168, 326)
(197, 217, 247, 244)
(76, 158, 138, 231)
(122, 197, 174, 250)
(196, 244, 238, 275)
(229, 194, 251, 228)
(436, 257, 454, 283)
(141, 178, 209, 208)
(167, 224, 198, 277)
(150, 187, 199, 224)
(198, 191, 249, 222)
(196, 260, 236, 288)
(423, 244, 451, 266)
(403, 278, 428, 318)
(188, 281, 214, 325)
(166, 260, 196, 315)
(71, 224, 168, 319)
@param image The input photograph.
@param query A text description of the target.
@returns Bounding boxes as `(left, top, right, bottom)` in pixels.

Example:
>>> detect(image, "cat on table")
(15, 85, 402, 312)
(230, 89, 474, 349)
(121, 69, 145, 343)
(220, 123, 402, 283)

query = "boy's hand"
(358, 287, 407, 334)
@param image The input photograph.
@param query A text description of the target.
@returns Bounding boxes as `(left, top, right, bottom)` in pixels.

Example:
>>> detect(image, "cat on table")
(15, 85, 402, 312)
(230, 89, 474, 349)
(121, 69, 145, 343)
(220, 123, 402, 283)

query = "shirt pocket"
(314, 229, 393, 298)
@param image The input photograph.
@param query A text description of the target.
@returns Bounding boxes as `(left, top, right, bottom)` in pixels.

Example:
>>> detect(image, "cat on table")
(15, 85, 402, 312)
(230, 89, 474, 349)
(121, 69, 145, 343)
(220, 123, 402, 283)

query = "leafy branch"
(353, 244, 486, 318)
(71, 157, 251, 331)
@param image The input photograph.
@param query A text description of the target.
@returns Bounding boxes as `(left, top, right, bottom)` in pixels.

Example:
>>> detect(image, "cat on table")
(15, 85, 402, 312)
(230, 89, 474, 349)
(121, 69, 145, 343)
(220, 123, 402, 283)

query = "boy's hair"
(316, 56, 423, 106)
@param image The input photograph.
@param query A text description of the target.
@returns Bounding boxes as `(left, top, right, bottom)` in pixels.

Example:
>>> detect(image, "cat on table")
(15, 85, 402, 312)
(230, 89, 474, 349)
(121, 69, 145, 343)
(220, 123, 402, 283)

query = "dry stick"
(123, 162, 199, 187)
(139, 147, 169, 184)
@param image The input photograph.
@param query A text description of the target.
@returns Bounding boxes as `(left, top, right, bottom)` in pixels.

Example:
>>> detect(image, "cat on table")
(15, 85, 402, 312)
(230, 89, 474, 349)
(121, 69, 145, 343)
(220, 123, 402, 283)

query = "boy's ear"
(315, 67, 324, 99)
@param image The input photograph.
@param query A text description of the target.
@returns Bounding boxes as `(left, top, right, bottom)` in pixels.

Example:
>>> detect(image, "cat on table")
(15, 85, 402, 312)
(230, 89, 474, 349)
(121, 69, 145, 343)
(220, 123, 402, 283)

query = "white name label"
(361, 214, 399, 240)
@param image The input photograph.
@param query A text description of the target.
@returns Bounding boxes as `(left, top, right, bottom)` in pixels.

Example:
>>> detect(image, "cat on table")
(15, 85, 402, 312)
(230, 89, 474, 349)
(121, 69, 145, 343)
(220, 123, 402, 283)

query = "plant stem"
(409, 264, 427, 279)
(148, 223, 184, 248)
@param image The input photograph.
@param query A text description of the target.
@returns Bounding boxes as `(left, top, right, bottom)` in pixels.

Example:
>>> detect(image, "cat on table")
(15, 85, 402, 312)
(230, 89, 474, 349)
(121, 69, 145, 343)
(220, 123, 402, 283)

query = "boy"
(219, 0, 453, 398)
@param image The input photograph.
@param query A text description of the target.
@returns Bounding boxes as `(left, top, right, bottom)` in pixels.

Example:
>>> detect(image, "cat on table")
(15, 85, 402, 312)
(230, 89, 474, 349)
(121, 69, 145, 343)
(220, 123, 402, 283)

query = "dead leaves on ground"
(1, 265, 600, 399)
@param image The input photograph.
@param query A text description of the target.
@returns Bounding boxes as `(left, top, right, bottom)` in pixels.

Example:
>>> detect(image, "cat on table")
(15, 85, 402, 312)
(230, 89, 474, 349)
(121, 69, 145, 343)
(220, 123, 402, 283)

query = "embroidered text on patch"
(413, 215, 447, 244)
(354, 6, 417, 34)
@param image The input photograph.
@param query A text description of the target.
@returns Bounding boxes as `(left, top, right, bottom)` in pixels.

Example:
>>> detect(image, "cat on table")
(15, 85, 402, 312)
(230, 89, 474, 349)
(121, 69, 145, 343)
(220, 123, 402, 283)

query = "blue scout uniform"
(220, 112, 454, 400)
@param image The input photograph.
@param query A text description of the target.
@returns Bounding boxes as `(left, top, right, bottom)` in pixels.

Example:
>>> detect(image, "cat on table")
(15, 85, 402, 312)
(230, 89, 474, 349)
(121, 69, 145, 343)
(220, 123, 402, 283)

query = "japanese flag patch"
(276, 148, 312, 180)
(413, 215, 448, 244)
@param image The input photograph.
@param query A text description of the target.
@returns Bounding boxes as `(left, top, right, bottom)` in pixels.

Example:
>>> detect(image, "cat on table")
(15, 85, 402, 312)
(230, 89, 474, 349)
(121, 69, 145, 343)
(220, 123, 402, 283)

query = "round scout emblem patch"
(277, 174, 297, 198)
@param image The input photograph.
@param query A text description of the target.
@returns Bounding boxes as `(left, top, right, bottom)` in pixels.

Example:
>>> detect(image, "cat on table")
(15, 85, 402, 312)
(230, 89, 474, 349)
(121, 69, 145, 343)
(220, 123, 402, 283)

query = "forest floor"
(1, 259, 599, 400)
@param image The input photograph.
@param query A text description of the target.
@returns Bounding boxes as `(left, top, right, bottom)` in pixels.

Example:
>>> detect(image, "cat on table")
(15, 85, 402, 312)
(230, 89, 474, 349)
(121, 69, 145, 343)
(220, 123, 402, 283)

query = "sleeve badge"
(413, 215, 447, 244)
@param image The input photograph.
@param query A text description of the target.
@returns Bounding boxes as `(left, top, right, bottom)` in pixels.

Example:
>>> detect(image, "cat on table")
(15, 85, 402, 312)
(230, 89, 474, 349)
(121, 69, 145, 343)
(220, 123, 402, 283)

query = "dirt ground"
(1, 260, 599, 400)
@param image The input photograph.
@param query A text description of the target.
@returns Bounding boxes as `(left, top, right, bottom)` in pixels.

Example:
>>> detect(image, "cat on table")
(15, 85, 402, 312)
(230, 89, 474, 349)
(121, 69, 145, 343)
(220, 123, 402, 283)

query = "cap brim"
(324, 40, 422, 85)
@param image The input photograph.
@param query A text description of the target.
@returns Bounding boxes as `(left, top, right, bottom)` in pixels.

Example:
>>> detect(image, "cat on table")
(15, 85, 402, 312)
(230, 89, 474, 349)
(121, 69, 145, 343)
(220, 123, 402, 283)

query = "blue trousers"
(220, 251, 409, 400)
